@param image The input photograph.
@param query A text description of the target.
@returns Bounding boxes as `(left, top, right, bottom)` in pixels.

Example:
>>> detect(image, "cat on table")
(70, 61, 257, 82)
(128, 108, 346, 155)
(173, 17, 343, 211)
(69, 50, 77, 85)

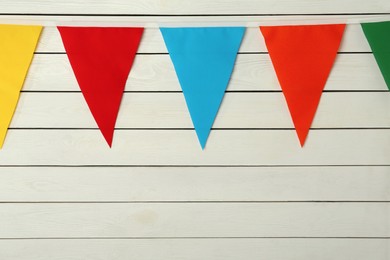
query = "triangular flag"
(260, 24, 345, 146)
(58, 27, 144, 147)
(0, 24, 42, 148)
(160, 27, 245, 149)
(361, 21, 390, 90)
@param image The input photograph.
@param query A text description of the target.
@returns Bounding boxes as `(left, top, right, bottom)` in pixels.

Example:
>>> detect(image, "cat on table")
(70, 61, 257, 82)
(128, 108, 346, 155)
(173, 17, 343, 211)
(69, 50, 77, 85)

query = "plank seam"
(32, 52, 374, 55)
(0, 165, 388, 167)
(7, 128, 390, 130)
(1, 13, 390, 16)
(0, 201, 388, 203)
(0, 237, 388, 240)
(19, 90, 390, 93)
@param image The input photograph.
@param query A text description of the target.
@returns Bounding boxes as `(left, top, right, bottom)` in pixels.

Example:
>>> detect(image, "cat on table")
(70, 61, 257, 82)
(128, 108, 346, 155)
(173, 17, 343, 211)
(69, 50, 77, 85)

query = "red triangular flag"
(260, 24, 345, 146)
(58, 27, 144, 147)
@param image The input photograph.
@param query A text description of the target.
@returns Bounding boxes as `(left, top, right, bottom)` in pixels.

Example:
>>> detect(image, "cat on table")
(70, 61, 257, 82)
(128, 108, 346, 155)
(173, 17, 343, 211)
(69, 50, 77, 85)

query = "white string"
(0, 14, 389, 27)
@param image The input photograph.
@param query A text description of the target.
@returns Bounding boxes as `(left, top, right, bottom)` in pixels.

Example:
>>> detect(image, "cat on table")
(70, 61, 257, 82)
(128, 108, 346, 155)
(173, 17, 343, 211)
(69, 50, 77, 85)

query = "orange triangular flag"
(0, 24, 42, 148)
(260, 24, 345, 146)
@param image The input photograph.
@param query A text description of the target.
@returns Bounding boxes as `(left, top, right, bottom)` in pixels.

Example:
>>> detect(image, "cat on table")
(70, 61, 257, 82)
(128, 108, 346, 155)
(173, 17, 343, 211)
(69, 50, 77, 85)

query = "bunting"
(0, 24, 42, 148)
(0, 22, 388, 149)
(58, 26, 144, 147)
(260, 24, 345, 146)
(160, 27, 245, 149)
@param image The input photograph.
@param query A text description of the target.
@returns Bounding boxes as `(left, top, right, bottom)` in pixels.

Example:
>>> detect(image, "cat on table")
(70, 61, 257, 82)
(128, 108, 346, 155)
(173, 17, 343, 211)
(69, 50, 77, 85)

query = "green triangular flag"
(361, 21, 390, 90)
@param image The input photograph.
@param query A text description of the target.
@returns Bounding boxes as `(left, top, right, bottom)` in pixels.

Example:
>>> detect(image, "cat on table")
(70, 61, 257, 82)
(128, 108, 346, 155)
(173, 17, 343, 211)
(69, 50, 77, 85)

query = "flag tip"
(298, 135, 307, 147)
(197, 133, 209, 150)
(102, 134, 113, 148)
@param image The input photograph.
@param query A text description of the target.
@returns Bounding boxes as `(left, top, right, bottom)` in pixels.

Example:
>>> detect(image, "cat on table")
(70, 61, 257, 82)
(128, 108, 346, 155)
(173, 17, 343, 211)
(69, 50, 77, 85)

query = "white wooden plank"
(0, 239, 389, 260)
(0, 130, 388, 165)
(12, 92, 390, 128)
(25, 53, 388, 92)
(0, 166, 388, 202)
(0, 0, 388, 14)
(32, 25, 375, 54)
(0, 203, 388, 238)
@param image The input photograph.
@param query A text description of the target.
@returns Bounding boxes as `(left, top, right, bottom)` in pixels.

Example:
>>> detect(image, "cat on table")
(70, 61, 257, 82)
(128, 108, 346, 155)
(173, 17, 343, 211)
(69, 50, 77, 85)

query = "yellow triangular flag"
(0, 24, 42, 148)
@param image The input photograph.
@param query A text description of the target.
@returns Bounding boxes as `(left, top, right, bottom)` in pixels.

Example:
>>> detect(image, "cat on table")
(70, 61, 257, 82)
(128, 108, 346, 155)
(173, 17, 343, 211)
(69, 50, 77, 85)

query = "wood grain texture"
(1, 239, 389, 260)
(0, 203, 388, 238)
(12, 92, 390, 128)
(0, 166, 388, 202)
(25, 53, 389, 92)
(0, 130, 388, 165)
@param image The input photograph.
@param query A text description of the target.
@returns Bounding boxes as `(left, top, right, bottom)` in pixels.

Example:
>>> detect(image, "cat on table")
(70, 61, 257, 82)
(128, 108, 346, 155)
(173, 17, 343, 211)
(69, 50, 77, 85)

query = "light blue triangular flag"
(160, 27, 245, 149)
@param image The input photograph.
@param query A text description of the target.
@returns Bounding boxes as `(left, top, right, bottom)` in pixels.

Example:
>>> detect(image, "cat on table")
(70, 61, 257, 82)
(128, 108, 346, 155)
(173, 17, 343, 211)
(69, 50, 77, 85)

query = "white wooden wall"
(0, 1, 389, 259)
